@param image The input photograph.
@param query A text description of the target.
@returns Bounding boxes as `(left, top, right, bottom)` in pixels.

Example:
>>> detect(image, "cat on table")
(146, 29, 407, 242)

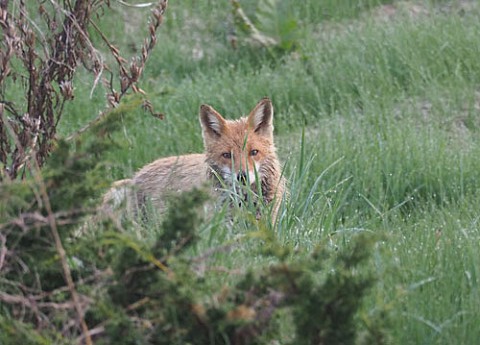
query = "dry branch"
(0, 0, 168, 179)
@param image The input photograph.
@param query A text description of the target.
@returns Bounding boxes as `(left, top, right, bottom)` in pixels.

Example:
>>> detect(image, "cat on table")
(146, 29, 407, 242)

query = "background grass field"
(61, 0, 480, 343)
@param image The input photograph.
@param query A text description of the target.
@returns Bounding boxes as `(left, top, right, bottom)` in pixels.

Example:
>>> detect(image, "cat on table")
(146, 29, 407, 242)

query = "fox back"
(103, 98, 286, 221)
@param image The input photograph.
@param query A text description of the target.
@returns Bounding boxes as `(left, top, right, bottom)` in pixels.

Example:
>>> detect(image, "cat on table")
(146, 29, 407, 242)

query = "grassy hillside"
(38, 0, 480, 343)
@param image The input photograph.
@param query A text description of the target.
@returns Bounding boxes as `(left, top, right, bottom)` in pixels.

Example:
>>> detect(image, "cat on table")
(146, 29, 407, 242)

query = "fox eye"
(250, 149, 259, 156)
(222, 152, 232, 159)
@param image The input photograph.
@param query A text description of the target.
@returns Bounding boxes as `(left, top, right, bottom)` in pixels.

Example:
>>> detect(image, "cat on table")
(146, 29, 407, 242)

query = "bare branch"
(0, 232, 6, 271)
(26, 156, 93, 345)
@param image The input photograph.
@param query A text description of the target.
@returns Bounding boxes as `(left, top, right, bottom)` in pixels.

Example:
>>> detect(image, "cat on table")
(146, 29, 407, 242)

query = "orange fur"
(103, 98, 286, 222)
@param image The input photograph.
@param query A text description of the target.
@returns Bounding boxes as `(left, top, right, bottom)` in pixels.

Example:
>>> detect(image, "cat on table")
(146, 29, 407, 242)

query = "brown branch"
(0, 232, 7, 271)
(29, 160, 93, 345)
(0, 291, 36, 306)
(0, 0, 18, 87)
(0, 208, 96, 232)
(76, 326, 106, 344)
(0, 101, 29, 180)
(0, 291, 90, 310)
(1, 268, 112, 303)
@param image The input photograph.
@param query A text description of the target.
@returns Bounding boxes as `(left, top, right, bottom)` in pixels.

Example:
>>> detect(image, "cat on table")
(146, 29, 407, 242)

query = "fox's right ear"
(199, 104, 226, 137)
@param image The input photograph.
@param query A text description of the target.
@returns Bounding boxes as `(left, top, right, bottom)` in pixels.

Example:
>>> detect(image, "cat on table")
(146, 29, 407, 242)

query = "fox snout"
(237, 171, 248, 184)
(233, 154, 259, 185)
(222, 163, 257, 185)
(236, 169, 256, 185)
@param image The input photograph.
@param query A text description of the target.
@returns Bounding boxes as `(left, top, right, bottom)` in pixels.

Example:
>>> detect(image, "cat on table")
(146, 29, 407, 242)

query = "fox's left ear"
(248, 97, 274, 137)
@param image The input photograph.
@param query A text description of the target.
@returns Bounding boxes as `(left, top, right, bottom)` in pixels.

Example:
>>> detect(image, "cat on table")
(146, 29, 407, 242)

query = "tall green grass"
(57, 0, 480, 343)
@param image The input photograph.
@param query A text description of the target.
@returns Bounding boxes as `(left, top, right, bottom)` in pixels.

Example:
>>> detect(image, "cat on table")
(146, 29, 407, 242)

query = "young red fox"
(103, 97, 286, 222)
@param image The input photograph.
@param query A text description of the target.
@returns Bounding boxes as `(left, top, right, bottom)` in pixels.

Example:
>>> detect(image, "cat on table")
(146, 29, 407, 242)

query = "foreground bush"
(0, 97, 388, 343)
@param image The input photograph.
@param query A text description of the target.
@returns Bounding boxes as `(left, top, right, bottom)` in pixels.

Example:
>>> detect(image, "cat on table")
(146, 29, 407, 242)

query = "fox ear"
(199, 104, 226, 137)
(248, 97, 274, 137)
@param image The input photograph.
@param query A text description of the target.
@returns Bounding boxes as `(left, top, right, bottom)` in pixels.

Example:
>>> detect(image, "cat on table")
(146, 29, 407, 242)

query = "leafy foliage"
(99, 217, 384, 345)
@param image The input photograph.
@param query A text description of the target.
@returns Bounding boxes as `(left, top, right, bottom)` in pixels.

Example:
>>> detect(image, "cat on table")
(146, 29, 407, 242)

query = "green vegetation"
(2, 0, 480, 343)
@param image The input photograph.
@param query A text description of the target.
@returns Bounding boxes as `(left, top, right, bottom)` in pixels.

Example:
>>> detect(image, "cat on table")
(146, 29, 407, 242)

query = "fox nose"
(237, 171, 248, 185)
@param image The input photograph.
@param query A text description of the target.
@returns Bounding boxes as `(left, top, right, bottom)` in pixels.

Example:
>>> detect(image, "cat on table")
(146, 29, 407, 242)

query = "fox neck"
(257, 156, 282, 204)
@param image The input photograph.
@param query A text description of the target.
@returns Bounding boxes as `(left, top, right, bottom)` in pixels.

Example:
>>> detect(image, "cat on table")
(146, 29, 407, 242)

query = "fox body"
(103, 98, 286, 221)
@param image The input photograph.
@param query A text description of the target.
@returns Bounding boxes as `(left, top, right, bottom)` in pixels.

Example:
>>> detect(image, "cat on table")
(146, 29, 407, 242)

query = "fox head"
(199, 98, 277, 188)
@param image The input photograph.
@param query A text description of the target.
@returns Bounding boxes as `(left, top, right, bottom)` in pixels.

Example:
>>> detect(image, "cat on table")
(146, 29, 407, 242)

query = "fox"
(103, 97, 286, 222)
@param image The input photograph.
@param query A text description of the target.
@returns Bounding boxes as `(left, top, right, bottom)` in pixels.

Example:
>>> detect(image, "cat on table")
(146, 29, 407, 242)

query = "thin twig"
(76, 326, 106, 343)
(0, 233, 7, 271)
(29, 159, 93, 345)
(0, 208, 96, 232)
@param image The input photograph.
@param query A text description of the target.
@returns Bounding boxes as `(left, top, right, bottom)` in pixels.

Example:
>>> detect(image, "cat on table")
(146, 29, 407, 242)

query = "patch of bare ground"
(313, 1, 480, 42)
(120, 5, 215, 62)
(370, 0, 479, 21)
(370, 2, 429, 21)
(449, 91, 480, 139)
(392, 90, 480, 147)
